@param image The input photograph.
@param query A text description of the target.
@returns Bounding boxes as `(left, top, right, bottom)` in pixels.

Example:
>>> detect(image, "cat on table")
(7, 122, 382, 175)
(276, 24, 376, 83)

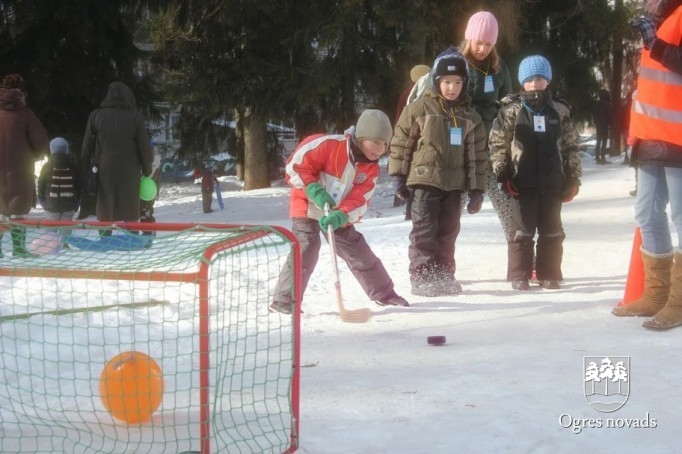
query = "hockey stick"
(324, 204, 372, 323)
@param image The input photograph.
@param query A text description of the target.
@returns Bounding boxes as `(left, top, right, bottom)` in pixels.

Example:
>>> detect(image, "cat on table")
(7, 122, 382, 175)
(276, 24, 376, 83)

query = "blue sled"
(67, 234, 151, 252)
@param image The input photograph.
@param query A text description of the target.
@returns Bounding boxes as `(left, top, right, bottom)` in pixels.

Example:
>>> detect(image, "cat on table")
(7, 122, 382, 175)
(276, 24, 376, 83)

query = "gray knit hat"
(49, 137, 69, 155)
(355, 109, 393, 144)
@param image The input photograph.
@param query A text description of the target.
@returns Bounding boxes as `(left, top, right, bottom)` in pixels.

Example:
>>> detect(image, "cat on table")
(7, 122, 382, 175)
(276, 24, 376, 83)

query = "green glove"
(305, 182, 335, 209)
(319, 210, 348, 231)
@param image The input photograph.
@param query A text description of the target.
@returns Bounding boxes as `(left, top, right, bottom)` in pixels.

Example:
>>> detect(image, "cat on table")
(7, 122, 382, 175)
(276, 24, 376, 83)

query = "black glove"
(562, 177, 581, 203)
(392, 175, 410, 200)
(496, 170, 518, 197)
(466, 190, 484, 214)
(632, 16, 658, 50)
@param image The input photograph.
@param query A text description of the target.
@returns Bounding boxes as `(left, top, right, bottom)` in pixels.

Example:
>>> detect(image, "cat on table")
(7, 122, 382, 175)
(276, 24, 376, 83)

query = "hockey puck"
(427, 335, 446, 346)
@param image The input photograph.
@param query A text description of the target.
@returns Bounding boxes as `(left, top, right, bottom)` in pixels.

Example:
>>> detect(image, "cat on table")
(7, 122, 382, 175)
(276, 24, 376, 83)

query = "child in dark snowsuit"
(140, 142, 161, 222)
(194, 167, 218, 213)
(37, 137, 81, 246)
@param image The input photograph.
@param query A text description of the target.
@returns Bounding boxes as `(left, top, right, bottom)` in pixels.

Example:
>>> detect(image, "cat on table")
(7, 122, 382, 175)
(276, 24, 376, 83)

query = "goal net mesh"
(0, 221, 299, 453)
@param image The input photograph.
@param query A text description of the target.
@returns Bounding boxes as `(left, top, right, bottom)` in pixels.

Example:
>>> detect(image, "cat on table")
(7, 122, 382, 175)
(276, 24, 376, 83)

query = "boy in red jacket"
(193, 166, 218, 213)
(270, 109, 409, 314)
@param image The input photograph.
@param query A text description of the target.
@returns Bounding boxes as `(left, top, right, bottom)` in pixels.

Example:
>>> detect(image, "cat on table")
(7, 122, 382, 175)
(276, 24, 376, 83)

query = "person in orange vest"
(612, 0, 682, 330)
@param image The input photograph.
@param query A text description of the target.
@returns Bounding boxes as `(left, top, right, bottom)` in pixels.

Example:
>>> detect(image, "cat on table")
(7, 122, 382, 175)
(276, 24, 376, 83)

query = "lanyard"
(521, 99, 547, 116)
(439, 98, 459, 128)
(473, 64, 488, 77)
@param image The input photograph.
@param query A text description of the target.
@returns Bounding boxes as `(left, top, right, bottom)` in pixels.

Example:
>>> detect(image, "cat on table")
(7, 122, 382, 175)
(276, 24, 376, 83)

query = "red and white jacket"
(285, 131, 380, 224)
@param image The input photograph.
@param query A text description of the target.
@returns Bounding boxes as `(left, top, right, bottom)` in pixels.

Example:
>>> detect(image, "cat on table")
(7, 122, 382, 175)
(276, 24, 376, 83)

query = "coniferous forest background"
(0, 0, 643, 190)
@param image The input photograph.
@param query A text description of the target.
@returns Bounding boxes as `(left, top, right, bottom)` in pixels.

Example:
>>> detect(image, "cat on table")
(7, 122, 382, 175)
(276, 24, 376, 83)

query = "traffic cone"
(616, 227, 645, 306)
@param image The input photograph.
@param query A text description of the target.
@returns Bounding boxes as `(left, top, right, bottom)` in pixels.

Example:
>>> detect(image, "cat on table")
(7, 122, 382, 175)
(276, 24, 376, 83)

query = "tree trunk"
(243, 111, 270, 190)
(233, 109, 245, 180)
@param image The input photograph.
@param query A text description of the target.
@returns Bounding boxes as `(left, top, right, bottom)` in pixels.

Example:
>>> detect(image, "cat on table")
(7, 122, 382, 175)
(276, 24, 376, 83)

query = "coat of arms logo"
(583, 356, 630, 413)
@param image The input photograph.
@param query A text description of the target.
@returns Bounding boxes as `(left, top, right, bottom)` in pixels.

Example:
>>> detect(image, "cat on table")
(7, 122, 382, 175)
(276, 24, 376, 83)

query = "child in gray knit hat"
(270, 109, 409, 315)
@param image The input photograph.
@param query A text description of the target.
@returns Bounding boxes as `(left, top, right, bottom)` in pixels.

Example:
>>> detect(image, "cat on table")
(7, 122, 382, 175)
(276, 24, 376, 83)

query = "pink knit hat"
(464, 11, 499, 45)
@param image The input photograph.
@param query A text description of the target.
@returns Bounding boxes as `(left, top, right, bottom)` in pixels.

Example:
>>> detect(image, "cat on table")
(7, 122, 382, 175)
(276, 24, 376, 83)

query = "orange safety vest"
(630, 6, 682, 147)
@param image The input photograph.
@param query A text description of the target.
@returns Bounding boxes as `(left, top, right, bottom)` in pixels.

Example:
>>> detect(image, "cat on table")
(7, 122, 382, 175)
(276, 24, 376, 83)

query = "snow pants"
(507, 191, 565, 281)
(408, 187, 462, 283)
(201, 188, 213, 213)
(273, 217, 394, 305)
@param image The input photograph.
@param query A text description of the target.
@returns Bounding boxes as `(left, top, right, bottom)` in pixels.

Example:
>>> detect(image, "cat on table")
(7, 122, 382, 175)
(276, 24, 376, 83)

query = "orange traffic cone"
(617, 227, 645, 306)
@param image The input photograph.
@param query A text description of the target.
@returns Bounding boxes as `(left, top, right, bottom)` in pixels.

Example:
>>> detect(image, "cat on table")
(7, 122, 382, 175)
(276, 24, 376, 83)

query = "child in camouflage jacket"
(489, 55, 582, 291)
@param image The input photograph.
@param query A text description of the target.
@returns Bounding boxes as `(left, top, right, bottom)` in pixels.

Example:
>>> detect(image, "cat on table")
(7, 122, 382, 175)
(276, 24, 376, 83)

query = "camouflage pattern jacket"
(488, 90, 582, 194)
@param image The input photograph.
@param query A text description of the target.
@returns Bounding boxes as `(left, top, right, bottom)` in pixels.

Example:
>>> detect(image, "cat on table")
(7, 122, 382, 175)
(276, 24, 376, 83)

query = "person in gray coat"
(81, 81, 153, 222)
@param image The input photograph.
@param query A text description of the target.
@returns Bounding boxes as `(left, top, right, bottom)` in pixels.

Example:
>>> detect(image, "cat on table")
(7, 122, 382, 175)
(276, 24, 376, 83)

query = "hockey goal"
(0, 220, 301, 454)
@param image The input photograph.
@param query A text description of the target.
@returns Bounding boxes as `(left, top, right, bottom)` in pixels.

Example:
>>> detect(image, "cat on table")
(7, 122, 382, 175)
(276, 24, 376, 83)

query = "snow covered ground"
(154, 154, 675, 453)
(12, 151, 682, 453)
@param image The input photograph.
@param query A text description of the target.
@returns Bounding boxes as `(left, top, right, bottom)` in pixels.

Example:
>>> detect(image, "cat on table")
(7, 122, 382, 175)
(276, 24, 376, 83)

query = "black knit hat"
(431, 47, 469, 95)
(433, 55, 468, 81)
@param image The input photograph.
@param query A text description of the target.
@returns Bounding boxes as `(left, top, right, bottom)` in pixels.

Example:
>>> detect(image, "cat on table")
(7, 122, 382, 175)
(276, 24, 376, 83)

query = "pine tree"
(0, 0, 158, 151)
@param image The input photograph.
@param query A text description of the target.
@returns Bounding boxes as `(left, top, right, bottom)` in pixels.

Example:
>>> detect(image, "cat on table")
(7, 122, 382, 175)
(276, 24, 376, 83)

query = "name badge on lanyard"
(329, 179, 347, 204)
(533, 115, 546, 132)
(484, 75, 494, 93)
(450, 127, 463, 146)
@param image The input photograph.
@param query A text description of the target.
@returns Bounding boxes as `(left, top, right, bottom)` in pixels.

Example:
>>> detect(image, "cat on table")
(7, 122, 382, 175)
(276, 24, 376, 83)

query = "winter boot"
(612, 249, 673, 317)
(411, 278, 439, 297)
(375, 289, 410, 307)
(437, 275, 462, 295)
(139, 214, 156, 247)
(643, 251, 682, 330)
(512, 278, 530, 291)
(539, 280, 560, 289)
(11, 227, 37, 258)
(269, 300, 294, 315)
(508, 237, 534, 282)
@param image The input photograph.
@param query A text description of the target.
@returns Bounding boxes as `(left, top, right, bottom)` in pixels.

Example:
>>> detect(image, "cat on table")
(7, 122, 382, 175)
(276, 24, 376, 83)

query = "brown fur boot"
(612, 248, 673, 317)
(643, 251, 682, 330)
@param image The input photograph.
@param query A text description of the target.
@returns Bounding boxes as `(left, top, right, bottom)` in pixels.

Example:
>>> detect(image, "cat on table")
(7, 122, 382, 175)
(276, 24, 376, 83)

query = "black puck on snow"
(427, 335, 446, 346)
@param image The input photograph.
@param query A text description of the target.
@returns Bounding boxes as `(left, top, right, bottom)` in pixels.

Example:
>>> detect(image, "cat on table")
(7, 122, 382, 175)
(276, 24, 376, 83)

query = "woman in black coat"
(81, 82, 153, 222)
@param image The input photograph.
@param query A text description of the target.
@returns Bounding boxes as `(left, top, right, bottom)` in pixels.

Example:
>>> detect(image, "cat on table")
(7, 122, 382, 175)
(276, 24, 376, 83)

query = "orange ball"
(99, 351, 164, 423)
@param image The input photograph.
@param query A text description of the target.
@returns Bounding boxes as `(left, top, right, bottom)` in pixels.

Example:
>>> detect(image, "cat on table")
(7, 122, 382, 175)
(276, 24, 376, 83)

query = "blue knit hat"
(518, 55, 552, 85)
(49, 137, 69, 155)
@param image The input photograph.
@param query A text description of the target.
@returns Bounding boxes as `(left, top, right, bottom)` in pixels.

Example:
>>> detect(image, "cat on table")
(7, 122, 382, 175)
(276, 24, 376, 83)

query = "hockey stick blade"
(325, 203, 372, 324)
(339, 305, 372, 323)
